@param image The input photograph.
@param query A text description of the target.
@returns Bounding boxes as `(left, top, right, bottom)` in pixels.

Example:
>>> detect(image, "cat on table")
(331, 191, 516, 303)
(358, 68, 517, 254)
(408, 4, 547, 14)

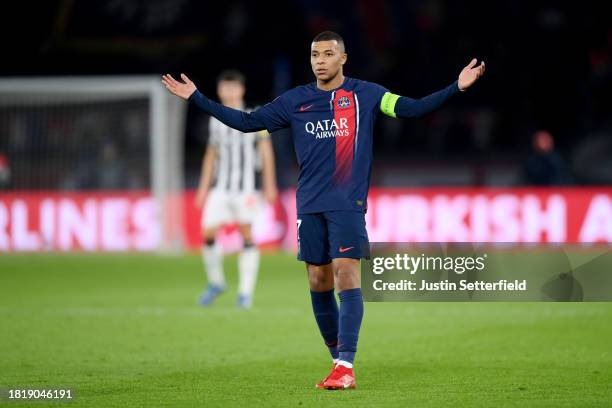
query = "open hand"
(458, 58, 485, 92)
(161, 73, 197, 100)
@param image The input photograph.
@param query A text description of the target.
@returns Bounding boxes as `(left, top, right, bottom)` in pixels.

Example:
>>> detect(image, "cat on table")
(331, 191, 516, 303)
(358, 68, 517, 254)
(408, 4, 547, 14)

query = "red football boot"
(315, 362, 337, 389)
(320, 364, 356, 390)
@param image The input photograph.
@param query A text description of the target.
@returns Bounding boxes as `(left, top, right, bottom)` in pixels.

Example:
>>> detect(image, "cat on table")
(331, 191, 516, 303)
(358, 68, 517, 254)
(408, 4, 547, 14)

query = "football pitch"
(1, 253, 611, 407)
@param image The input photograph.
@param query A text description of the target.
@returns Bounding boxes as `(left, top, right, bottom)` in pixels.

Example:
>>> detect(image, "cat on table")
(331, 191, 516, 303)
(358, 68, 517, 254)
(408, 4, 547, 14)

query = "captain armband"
(380, 92, 401, 118)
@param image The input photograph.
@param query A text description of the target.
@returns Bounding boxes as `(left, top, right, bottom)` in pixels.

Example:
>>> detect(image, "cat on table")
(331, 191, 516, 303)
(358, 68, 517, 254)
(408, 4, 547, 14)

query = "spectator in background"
(522, 130, 570, 185)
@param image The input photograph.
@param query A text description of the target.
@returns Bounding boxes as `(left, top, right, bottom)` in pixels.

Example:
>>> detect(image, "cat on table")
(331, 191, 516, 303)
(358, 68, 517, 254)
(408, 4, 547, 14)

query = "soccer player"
(195, 70, 278, 309)
(162, 31, 484, 389)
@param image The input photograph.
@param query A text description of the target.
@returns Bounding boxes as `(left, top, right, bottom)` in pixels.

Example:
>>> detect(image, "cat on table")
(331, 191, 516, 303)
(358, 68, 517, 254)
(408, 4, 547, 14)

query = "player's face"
(217, 80, 245, 105)
(310, 40, 347, 82)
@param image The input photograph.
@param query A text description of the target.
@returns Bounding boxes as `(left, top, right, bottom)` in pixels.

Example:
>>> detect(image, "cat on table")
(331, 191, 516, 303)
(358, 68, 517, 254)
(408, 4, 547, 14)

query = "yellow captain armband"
(380, 92, 400, 118)
(257, 129, 270, 139)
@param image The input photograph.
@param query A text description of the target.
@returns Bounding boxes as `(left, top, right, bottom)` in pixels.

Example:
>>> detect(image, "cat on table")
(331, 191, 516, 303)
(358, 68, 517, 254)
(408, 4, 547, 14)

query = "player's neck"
(317, 73, 345, 91)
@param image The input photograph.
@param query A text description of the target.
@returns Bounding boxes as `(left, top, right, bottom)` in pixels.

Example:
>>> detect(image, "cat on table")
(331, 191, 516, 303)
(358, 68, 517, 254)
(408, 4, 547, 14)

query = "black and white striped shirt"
(209, 112, 266, 194)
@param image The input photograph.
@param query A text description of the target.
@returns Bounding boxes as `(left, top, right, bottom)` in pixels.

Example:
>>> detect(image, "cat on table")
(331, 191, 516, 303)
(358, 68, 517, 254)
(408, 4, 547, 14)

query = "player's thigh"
(202, 189, 232, 231)
(235, 192, 261, 229)
(324, 210, 370, 260)
(297, 213, 332, 265)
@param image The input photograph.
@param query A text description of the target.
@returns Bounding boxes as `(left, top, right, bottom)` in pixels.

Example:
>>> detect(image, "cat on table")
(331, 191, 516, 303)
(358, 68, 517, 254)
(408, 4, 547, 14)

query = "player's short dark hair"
(312, 31, 345, 50)
(216, 69, 245, 85)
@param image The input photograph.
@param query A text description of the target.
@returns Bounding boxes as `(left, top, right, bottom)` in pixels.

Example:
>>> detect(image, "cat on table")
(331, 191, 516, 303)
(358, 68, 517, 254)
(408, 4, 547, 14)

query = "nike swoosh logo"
(341, 375, 354, 388)
(299, 104, 313, 112)
(339, 246, 354, 253)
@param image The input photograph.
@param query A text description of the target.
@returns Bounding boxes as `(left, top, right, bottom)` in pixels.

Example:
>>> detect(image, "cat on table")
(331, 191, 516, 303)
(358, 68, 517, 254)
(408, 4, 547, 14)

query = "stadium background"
(1, 1, 611, 407)
(1, 0, 611, 251)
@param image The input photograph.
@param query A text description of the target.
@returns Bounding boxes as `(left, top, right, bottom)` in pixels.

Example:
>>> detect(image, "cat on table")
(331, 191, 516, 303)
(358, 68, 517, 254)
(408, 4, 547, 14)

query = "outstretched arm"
(258, 135, 278, 204)
(381, 58, 485, 119)
(161, 73, 289, 133)
(195, 144, 216, 209)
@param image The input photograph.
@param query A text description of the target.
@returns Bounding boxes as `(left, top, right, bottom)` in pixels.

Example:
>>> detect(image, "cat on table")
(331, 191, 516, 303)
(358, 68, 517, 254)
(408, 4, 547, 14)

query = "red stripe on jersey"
(332, 89, 357, 185)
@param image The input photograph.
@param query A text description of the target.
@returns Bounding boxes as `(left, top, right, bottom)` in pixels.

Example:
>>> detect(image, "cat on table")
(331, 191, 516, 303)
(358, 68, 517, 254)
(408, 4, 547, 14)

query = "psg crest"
(337, 96, 351, 108)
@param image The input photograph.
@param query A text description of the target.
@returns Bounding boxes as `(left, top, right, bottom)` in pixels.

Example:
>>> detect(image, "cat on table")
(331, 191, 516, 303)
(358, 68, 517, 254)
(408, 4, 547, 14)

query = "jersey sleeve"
(252, 94, 292, 133)
(364, 82, 390, 114)
(189, 90, 292, 133)
(379, 81, 460, 119)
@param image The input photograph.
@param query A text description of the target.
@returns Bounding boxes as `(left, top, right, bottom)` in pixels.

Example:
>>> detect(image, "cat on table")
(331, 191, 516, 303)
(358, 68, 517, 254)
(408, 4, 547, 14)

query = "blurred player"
(163, 31, 484, 389)
(195, 70, 277, 309)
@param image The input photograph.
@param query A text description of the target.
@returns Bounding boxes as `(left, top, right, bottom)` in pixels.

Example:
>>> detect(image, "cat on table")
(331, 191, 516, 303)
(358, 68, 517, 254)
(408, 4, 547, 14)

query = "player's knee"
(309, 274, 333, 291)
(241, 232, 253, 244)
(203, 229, 217, 245)
(334, 260, 360, 286)
(307, 264, 333, 290)
(335, 267, 357, 282)
(240, 229, 254, 248)
(238, 224, 252, 240)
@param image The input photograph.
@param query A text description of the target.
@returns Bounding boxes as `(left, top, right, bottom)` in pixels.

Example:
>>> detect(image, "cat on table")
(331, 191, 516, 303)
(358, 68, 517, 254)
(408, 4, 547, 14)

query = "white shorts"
(202, 189, 262, 230)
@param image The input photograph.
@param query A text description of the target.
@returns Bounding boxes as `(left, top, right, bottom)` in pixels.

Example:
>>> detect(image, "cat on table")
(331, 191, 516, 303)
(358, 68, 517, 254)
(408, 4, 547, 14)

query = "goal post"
(0, 76, 187, 253)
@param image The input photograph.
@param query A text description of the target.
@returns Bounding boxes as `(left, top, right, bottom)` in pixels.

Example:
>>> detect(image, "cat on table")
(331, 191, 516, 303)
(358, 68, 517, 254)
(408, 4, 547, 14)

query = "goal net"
(0, 76, 186, 253)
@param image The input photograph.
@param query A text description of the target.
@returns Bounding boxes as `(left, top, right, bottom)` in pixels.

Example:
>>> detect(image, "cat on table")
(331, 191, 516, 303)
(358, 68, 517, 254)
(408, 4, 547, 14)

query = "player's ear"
(341, 52, 348, 65)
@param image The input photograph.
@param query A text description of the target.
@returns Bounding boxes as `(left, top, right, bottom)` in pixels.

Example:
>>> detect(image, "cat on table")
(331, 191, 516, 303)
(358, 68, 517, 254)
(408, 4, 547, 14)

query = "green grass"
(1, 253, 611, 407)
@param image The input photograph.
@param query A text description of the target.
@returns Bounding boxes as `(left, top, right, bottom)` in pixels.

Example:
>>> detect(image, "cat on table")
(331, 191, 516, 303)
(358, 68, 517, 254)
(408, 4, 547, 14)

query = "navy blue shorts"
(296, 211, 370, 265)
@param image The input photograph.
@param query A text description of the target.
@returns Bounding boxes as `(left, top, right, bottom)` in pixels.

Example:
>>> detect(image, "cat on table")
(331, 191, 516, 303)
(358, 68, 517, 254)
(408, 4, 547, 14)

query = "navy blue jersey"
(257, 77, 388, 213)
(189, 77, 460, 214)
